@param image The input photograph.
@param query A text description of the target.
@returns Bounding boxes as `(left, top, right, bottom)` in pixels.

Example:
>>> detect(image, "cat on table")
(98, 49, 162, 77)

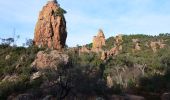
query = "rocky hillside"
(0, 33, 170, 100)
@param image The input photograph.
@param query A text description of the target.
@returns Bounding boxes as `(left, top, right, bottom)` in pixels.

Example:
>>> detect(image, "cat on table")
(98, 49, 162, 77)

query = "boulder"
(5, 55, 10, 60)
(135, 43, 141, 51)
(106, 75, 113, 88)
(31, 50, 69, 70)
(150, 40, 166, 53)
(132, 39, 141, 51)
(34, 1, 67, 50)
(108, 47, 119, 56)
(101, 51, 107, 60)
(79, 46, 90, 53)
(1, 75, 19, 82)
(132, 39, 139, 43)
(30, 71, 42, 80)
(114, 34, 123, 51)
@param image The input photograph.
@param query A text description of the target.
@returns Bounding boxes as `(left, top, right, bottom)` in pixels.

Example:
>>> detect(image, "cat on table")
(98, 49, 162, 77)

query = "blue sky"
(0, 0, 170, 46)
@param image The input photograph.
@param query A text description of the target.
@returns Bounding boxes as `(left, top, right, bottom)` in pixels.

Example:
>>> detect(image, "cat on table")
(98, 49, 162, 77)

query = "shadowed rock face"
(34, 1, 67, 50)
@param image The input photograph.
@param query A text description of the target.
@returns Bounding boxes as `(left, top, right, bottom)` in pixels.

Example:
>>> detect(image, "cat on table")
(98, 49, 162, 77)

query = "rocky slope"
(1, 34, 170, 100)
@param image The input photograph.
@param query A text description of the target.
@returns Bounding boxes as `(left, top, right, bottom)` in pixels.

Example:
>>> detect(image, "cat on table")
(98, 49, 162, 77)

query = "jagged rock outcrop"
(135, 43, 141, 51)
(132, 39, 141, 51)
(30, 71, 42, 80)
(31, 50, 69, 70)
(1, 75, 19, 82)
(106, 75, 113, 88)
(101, 35, 123, 60)
(114, 34, 123, 51)
(5, 55, 10, 60)
(101, 51, 107, 60)
(92, 29, 105, 51)
(34, 0, 67, 50)
(150, 40, 166, 53)
(79, 46, 90, 53)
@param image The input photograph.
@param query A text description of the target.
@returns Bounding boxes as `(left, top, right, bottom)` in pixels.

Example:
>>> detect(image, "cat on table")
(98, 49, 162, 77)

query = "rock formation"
(150, 40, 166, 53)
(1, 75, 19, 82)
(31, 50, 69, 70)
(101, 35, 123, 60)
(34, 0, 67, 50)
(79, 46, 90, 53)
(106, 75, 113, 88)
(92, 29, 106, 50)
(132, 39, 141, 51)
(135, 43, 141, 51)
(101, 51, 107, 60)
(114, 34, 123, 51)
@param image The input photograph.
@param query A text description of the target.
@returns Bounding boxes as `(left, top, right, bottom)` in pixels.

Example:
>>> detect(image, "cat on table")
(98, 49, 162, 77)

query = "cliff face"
(34, 1, 67, 50)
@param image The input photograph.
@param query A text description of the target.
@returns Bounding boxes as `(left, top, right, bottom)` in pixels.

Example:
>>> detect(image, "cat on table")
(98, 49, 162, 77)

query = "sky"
(0, 0, 170, 47)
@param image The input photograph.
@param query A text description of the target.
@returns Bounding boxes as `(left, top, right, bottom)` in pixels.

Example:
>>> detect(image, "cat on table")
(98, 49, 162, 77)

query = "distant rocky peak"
(48, 0, 58, 3)
(92, 29, 106, 51)
(97, 29, 105, 38)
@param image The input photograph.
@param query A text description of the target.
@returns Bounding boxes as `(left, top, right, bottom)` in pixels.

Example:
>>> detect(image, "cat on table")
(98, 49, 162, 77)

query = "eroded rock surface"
(150, 40, 166, 53)
(92, 29, 106, 51)
(34, 1, 67, 50)
(31, 50, 69, 70)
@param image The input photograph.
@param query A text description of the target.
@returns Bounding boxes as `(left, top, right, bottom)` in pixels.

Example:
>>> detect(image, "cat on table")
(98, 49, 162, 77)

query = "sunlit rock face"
(34, 0, 67, 50)
(92, 29, 106, 50)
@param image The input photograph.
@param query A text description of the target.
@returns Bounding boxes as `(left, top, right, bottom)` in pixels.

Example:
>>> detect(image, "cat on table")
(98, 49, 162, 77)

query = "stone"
(30, 71, 42, 80)
(31, 50, 69, 70)
(101, 51, 107, 60)
(79, 46, 90, 53)
(1, 75, 19, 82)
(34, 1, 67, 50)
(132, 39, 141, 51)
(109, 47, 119, 56)
(132, 39, 139, 43)
(150, 40, 166, 53)
(100, 35, 123, 60)
(135, 43, 141, 51)
(92, 29, 105, 50)
(114, 34, 123, 51)
(106, 75, 113, 88)
(5, 55, 10, 60)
